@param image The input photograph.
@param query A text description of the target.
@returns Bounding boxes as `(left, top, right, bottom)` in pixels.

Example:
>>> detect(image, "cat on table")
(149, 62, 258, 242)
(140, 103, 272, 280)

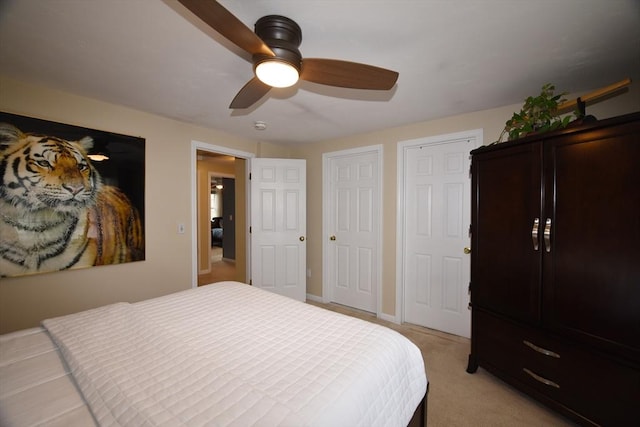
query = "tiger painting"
(0, 123, 144, 278)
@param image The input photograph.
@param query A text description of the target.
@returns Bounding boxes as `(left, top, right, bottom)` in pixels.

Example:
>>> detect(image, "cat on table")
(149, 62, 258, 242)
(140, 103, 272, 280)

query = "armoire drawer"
(535, 332, 639, 426)
(473, 310, 639, 426)
(474, 309, 532, 376)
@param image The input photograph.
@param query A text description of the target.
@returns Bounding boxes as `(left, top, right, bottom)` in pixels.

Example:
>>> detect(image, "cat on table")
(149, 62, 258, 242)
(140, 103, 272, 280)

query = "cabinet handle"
(543, 218, 552, 253)
(523, 368, 560, 389)
(531, 218, 540, 251)
(523, 340, 560, 358)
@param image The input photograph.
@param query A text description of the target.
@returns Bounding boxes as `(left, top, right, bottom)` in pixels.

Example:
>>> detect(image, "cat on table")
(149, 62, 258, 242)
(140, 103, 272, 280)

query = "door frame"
(395, 129, 482, 323)
(190, 140, 254, 288)
(322, 144, 383, 316)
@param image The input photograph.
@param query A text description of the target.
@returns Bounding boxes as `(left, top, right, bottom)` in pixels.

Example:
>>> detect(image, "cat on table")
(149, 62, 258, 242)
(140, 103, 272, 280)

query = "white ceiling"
(1, 0, 638, 145)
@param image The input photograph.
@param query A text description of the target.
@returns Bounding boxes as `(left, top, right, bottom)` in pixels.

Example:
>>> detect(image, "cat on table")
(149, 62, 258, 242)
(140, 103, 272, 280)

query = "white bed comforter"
(43, 281, 427, 427)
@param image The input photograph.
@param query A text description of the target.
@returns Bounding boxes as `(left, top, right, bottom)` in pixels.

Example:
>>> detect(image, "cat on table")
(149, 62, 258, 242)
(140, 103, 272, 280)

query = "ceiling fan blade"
(229, 77, 272, 109)
(301, 58, 398, 90)
(177, 0, 274, 57)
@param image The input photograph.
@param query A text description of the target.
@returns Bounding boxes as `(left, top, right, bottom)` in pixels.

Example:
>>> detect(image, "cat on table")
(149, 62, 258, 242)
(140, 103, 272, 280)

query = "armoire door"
(543, 120, 640, 359)
(472, 142, 543, 324)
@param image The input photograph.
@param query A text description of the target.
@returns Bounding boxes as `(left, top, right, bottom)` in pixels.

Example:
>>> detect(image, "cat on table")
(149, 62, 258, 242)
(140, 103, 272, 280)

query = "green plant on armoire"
(497, 83, 578, 143)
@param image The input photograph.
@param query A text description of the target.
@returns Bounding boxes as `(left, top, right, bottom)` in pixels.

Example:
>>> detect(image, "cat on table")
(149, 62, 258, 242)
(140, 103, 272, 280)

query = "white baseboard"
(305, 293, 323, 303)
(378, 312, 400, 324)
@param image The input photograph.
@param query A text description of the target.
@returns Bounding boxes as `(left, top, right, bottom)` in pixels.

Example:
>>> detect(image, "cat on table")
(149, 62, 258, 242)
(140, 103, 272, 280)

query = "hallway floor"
(198, 247, 238, 286)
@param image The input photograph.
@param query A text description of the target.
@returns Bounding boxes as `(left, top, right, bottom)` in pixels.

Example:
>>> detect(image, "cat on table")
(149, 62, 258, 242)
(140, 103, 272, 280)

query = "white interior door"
(325, 147, 381, 313)
(400, 131, 480, 338)
(250, 158, 306, 301)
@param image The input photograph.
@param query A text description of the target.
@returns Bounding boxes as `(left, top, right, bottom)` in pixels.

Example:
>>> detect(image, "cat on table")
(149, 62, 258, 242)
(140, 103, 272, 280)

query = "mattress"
(1, 281, 427, 426)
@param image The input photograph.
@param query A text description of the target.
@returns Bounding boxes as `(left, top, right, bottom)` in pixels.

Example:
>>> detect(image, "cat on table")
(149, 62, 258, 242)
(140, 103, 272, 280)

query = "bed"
(0, 281, 428, 426)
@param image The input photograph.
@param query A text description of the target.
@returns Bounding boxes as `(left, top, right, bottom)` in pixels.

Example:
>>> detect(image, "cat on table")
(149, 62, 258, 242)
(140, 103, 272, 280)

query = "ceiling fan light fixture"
(255, 59, 299, 88)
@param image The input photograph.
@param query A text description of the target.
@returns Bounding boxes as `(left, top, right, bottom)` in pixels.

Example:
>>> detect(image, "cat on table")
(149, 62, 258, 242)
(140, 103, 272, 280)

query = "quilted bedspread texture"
(43, 281, 427, 426)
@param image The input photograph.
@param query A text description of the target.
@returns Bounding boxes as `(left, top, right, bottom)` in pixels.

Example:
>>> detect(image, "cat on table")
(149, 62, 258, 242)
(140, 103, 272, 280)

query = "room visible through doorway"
(194, 147, 248, 286)
(199, 175, 237, 286)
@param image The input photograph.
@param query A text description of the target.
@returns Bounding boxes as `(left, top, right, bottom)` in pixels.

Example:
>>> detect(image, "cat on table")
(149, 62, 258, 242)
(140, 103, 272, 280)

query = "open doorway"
(191, 140, 253, 288)
(198, 172, 237, 285)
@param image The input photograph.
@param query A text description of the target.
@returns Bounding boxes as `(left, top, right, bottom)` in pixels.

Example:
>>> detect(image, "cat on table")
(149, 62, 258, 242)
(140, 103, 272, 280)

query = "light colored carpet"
(198, 248, 238, 286)
(308, 301, 576, 427)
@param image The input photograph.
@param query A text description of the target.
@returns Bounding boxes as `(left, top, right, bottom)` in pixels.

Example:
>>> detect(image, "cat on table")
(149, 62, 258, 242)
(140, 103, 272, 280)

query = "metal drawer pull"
(523, 368, 560, 389)
(531, 218, 540, 251)
(523, 340, 561, 358)
(543, 218, 552, 253)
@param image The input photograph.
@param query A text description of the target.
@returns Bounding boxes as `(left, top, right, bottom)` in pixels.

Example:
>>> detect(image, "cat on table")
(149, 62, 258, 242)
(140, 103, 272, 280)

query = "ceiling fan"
(177, 0, 399, 109)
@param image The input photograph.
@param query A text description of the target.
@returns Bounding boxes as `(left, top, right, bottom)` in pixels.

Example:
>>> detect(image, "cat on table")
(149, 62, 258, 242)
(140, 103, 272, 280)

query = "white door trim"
(190, 140, 254, 288)
(322, 144, 383, 316)
(395, 129, 483, 323)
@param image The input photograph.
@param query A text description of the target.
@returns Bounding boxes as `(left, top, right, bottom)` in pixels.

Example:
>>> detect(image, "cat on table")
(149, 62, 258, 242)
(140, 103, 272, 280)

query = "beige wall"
(1, 74, 638, 332)
(291, 84, 640, 317)
(0, 76, 265, 333)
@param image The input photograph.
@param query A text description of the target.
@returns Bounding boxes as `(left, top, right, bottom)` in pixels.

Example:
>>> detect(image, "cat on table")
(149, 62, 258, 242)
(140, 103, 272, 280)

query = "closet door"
(471, 142, 543, 324)
(543, 119, 640, 360)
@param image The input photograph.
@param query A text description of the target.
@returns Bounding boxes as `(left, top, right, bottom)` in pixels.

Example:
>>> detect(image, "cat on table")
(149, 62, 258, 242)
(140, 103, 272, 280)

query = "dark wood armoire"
(466, 112, 640, 426)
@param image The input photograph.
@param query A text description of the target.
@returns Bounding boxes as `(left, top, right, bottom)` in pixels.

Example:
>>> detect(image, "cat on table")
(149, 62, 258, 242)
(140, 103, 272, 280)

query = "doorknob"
(330, 235, 336, 241)
(299, 236, 305, 242)
(463, 247, 471, 254)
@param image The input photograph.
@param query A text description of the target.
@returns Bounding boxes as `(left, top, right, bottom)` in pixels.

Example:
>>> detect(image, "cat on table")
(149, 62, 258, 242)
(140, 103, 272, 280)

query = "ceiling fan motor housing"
(253, 15, 303, 73)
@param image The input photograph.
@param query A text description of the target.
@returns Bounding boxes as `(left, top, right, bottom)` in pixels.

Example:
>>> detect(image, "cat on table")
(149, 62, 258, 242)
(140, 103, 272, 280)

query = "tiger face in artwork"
(0, 123, 144, 277)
